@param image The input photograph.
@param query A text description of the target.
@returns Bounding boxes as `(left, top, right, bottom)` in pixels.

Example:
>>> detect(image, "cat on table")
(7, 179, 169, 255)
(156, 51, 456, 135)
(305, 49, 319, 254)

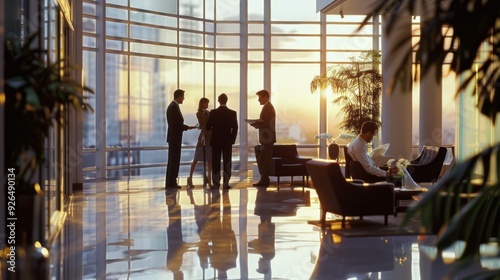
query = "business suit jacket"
(206, 105, 238, 147)
(166, 101, 189, 144)
(258, 102, 276, 144)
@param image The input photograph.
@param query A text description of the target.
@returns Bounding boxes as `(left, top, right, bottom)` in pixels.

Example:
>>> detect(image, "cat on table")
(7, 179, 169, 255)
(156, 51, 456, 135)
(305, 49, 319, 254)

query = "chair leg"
(384, 215, 388, 226)
(341, 217, 346, 228)
(320, 209, 326, 227)
(290, 176, 294, 186)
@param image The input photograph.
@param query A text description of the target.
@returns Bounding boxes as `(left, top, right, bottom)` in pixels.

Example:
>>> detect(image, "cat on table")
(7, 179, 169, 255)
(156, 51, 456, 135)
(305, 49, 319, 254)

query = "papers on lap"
(244, 118, 263, 124)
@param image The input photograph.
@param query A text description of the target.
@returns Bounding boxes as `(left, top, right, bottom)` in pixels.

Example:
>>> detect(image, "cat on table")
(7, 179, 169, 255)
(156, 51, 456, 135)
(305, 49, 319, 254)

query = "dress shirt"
(347, 135, 387, 177)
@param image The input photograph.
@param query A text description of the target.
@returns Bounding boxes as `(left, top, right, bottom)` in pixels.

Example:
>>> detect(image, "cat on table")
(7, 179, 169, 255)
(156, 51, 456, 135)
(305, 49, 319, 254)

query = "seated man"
(347, 121, 420, 188)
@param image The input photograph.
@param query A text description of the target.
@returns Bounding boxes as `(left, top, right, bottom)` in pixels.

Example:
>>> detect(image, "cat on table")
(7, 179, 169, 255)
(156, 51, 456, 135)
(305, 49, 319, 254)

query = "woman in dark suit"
(187, 97, 213, 188)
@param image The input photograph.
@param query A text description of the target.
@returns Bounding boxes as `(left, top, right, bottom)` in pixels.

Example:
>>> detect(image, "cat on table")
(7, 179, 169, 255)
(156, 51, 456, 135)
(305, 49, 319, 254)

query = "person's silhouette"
(248, 188, 276, 279)
(165, 189, 188, 279)
(210, 190, 238, 278)
(187, 188, 212, 270)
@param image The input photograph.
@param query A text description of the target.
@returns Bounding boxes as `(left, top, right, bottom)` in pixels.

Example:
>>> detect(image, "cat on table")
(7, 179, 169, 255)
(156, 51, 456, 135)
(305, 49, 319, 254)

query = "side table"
(394, 187, 428, 216)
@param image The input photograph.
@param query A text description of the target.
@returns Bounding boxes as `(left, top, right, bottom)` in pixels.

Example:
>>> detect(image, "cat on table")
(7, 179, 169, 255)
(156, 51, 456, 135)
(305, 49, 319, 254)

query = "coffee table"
(394, 187, 428, 216)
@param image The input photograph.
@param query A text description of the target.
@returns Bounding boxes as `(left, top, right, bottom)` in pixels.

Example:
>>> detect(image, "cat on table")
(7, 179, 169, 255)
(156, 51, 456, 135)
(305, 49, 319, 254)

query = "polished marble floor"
(59, 174, 496, 280)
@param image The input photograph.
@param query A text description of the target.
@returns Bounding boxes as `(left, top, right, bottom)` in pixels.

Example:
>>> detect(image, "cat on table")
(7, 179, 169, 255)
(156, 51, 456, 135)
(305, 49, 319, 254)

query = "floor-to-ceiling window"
(81, 0, 458, 179)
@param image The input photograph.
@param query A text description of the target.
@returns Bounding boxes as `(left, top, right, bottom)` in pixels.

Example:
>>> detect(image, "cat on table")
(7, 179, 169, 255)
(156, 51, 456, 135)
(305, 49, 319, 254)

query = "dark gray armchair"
(306, 160, 395, 228)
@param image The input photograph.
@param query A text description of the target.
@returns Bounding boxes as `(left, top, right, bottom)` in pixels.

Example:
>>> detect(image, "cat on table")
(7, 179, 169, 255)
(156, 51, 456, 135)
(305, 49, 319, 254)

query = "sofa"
(255, 144, 312, 187)
(306, 159, 395, 227)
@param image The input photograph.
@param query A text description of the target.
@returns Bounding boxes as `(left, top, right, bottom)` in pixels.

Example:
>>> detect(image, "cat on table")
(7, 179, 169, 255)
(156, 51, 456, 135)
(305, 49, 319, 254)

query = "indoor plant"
(310, 50, 382, 135)
(4, 32, 93, 245)
(361, 0, 500, 278)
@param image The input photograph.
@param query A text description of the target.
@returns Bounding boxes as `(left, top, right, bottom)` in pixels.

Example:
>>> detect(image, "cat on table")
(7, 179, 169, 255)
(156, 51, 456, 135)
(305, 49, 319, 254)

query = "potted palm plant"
(361, 0, 500, 278)
(310, 50, 382, 135)
(4, 32, 93, 246)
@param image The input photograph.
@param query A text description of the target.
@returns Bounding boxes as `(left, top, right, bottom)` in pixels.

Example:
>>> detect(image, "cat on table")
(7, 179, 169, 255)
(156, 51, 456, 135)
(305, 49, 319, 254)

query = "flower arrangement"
(387, 158, 410, 177)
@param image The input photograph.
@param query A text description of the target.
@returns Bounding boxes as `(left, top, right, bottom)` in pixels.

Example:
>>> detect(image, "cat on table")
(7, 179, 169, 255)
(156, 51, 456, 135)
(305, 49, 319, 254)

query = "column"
(419, 61, 442, 149)
(381, 12, 413, 159)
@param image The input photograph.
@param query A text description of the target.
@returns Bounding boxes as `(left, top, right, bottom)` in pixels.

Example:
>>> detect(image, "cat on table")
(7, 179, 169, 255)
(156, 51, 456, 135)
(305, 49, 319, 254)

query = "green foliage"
(364, 0, 500, 277)
(310, 50, 382, 134)
(4, 33, 93, 190)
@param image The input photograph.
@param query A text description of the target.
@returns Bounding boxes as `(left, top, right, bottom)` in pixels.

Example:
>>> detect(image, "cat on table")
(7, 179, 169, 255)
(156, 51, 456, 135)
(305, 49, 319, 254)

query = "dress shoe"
(210, 184, 220, 190)
(223, 185, 231, 190)
(252, 180, 269, 187)
(187, 177, 195, 188)
(166, 184, 182, 189)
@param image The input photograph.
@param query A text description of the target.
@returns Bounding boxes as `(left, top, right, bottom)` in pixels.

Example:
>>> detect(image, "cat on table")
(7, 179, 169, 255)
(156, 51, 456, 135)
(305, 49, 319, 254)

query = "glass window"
(179, 31, 204, 47)
(107, 7, 128, 20)
(105, 53, 128, 147)
(129, 56, 168, 147)
(106, 21, 128, 37)
(216, 51, 240, 61)
(107, 39, 128, 51)
(180, 18, 204, 31)
(271, 24, 320, 35)
(271, 51, 320, 62)
(248, 35, 263, 49)
(179, 47, 204, 59)
(106, 0, 127, 6)
(215, 35, 240, 49)
(216, 23, 240, 33)
(205, 22, 215, 33)
(179, 0, 203, 17)
(248, 51, 264, 61)
(83, 36, 97, 48)
(83, 50, 97, 149)
(83, 18, 96, 33)
(130, 25, 177, 44)
(326, 36, 373, 51)
(130, 0, 177, 14)
(271, 36, 320, 50)
(248, 23, 263, 34)
(83, 3, 96, 15)
(131, 43, 178, 57)
(205, 0, 215, 20)
(130, 12, 177, 28)
(271, 63, 320, 147)
(271, 0, 319, 22)
(248, 0, 263, 20)
(216, 0, 239, 21)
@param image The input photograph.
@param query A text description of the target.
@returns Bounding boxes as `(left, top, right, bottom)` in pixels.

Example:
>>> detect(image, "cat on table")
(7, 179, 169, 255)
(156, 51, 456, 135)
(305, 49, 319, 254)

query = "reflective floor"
(59, 174, 495, 280)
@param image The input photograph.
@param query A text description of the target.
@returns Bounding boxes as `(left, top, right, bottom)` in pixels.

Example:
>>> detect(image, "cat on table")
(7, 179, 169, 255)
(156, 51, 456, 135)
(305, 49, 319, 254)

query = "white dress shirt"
(347, 135, 387, 177)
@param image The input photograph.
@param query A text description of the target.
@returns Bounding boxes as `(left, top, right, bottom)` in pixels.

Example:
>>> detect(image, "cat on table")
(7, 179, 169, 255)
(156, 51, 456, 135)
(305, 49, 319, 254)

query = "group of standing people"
(165, 89, 275, 189)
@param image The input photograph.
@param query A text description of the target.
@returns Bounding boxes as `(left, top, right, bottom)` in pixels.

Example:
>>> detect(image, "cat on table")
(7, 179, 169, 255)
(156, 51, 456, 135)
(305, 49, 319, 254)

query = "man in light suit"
(166, 89, 195, 189)
(206, 93, 238, 189)
(251, 89, 276, 187)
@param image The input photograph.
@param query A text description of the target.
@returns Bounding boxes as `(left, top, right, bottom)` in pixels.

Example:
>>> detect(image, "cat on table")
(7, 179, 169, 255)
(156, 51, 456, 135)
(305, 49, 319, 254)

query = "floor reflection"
(50, 176, 495, 280)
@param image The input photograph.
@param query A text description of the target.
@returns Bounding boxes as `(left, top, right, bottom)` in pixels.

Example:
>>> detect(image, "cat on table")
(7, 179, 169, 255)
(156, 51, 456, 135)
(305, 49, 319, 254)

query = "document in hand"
(244, 118, 263, 125)
(371, 143, 391, 167)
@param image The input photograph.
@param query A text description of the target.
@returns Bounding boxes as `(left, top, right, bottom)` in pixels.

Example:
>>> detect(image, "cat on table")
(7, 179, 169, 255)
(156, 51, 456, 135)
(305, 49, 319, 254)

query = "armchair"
(254, 144, 312, 187)
(343, 146, 386, 183)
(306, 160, 395, 228)
(406, 146, 447, 183)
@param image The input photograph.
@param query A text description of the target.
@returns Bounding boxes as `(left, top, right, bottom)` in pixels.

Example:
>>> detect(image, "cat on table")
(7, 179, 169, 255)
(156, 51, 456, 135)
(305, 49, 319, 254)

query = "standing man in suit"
(206, 93, 238, 189)
(251, 89, 276, 187)
(166, 89, 196, 189)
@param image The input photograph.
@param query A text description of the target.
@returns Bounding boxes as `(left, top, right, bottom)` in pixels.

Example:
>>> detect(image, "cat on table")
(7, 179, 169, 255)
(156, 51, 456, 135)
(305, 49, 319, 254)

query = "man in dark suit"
(251, 89, 276, 187)
(206, 93, 238, 189)
(166, 89, 195, 188)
